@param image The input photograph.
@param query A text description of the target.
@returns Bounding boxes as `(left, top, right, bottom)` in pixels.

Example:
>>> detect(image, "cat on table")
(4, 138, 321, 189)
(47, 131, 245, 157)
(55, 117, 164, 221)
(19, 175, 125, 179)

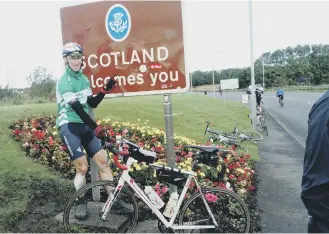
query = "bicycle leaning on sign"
(62, 134, 251, 233)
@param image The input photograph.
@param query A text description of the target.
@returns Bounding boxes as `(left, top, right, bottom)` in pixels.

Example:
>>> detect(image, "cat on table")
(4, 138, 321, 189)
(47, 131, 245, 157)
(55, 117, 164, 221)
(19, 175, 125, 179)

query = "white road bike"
(63, 136, 251, 233)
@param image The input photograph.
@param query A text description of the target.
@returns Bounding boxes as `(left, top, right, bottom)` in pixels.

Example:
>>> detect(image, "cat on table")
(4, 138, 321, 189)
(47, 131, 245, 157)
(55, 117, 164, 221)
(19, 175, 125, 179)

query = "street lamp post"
(262, 60, 265, 89)
(248, 0, 257, 130)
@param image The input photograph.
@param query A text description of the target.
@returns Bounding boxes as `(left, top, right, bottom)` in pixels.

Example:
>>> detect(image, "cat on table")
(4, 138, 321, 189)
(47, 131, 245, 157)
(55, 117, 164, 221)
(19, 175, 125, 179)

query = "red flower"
(219, 181, 227, 189)
(228, 164, 234, 170)
(229, 174, 235, 179)
(224, 158, 229, 163)
(249, 186, 256, 191)
(240, 158, 246, 164)
(48, 137, 54, 146)
(138, 142, 144, 148)
(108, 128, 115, 137)
(235, 162, 241, 168)
(238, 177, 243, 181)
(245, 154, 251, 159)
(60, 145, 67, 151)
(156, 146, 163, 152)
(13, 129, 21, 136)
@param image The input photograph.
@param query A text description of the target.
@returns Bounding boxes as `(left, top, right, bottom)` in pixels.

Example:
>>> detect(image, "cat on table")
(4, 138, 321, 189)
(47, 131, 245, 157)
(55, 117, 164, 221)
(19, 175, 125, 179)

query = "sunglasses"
(68, 56, 83, 61)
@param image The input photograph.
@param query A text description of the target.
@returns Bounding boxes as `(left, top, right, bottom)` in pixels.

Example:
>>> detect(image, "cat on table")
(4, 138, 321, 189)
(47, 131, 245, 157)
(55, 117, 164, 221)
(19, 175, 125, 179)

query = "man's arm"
(87, 91, 106, 108)
(86, 77, 117, 108)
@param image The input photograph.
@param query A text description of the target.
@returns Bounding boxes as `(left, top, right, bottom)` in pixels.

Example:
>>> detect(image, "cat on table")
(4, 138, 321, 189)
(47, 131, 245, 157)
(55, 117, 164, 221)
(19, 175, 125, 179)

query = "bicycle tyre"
(241, 130, 263, 141)
(178, 187, 251, 233)
(259, 119, 268, 136)
(63, 180, 139, 233)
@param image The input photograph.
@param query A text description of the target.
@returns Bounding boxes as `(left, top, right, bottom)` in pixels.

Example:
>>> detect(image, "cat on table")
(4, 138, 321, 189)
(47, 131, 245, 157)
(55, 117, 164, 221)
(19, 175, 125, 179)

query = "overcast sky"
(1, 0, 329, 88)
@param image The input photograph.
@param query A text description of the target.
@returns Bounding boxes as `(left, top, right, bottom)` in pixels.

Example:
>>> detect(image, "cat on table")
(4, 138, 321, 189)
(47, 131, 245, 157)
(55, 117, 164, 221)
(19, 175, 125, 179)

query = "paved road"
(201, 90, 327, 232)
(206, 90, 325, 147)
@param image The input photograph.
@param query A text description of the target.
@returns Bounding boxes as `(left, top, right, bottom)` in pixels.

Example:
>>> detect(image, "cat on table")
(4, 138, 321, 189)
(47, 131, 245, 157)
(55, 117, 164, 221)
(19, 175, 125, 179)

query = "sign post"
(60, 1, 189, 196)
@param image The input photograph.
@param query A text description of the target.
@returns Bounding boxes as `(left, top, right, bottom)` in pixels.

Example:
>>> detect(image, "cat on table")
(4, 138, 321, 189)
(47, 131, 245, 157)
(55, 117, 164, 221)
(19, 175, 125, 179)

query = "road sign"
(242, 95, 249, 104)
(60, 1, 189, 96)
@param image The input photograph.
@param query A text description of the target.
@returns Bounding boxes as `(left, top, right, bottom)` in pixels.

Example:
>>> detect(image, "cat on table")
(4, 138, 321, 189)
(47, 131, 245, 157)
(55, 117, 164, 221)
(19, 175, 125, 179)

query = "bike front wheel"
(178, 187, 251, 233)
(241, 130, 263, 141)
(63, 180, 139, 233)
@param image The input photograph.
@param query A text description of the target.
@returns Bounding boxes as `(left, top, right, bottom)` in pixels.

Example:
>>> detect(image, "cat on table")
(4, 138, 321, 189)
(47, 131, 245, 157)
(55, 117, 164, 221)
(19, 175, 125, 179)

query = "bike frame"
(205, 123, 241, 144)
(100, 156, 218, 230)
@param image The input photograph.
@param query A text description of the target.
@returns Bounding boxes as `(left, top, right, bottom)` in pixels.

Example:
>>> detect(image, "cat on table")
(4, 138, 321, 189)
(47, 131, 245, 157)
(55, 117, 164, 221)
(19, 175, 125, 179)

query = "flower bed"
(9, 116, 261, 231)
(9, 116, 256, 197)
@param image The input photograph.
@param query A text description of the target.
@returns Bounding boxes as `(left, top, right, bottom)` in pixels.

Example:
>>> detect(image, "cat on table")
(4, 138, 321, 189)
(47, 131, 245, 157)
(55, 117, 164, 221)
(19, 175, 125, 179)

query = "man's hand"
(94, 125, 107, 139)
(102, 77, 117, 93)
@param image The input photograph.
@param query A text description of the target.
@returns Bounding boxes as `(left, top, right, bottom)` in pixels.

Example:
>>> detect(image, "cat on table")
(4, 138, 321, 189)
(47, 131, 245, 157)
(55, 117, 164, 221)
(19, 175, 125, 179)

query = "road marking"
(264, 107, 306, 148)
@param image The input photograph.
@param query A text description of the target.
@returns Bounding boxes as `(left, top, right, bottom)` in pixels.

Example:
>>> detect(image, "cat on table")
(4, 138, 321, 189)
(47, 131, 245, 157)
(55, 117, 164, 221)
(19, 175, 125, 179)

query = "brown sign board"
(60, 0, 189, 97)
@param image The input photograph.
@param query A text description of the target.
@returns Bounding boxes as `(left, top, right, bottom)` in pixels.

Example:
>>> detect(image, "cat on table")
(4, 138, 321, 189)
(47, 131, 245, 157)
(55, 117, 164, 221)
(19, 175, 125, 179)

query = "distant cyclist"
(255, 87, 262, 106)
(276, 88, 284, 104)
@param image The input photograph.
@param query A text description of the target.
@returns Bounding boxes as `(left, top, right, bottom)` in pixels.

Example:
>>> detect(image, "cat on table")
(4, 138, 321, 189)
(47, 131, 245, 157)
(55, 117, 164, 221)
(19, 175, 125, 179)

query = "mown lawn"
(0, 93, 258, 232)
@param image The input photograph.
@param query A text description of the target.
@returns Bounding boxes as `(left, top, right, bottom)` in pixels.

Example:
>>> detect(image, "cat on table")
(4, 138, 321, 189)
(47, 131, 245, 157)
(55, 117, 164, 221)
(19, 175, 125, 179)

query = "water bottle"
(144, 186, 165, 209)
(163, 192, 179, 218)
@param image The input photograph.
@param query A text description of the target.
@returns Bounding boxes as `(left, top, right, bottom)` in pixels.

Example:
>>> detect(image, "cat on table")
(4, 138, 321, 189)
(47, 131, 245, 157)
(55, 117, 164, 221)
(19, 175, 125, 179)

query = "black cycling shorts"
(278, 95, 284, 100)
(59, 123, 102, 161)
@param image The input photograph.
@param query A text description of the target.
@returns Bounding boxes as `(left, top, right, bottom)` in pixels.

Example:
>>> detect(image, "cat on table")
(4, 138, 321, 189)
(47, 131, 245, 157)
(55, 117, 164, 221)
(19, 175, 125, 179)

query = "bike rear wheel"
(178, 187, 250, 233)
(259, 118, 268, 136)
(63, 180, 139, 233)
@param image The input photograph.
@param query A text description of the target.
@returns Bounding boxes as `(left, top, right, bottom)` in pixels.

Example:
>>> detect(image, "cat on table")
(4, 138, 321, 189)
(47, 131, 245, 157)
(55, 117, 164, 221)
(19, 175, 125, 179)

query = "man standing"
(56, 42, 129, 219)
(301, 90, 329, 232)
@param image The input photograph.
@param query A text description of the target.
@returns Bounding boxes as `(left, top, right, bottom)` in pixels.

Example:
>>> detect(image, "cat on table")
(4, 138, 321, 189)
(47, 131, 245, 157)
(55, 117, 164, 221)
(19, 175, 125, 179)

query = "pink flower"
(219, 181, 227, 189)
(161, 186, 168, 194)
(154, 183, 160, 190)
(122, 129, 128, 135)
(60, 145, 67, 151)
(205, 193, 218, 203)
(249, 186, 256, 191)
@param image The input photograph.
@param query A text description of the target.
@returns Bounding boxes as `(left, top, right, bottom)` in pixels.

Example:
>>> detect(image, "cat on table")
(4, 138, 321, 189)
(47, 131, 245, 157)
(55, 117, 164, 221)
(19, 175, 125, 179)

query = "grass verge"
(0, 93, 259, 232)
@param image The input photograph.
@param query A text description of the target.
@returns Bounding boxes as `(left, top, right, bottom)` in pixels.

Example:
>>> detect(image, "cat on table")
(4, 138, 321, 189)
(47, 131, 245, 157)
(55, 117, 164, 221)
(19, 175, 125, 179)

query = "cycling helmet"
(62, 42, 83, 57)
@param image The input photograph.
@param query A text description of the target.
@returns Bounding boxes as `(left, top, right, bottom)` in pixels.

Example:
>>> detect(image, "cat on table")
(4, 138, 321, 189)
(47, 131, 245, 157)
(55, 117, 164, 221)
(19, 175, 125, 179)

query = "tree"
(26, 66, 56, 99)
(191, 43, 329, 88)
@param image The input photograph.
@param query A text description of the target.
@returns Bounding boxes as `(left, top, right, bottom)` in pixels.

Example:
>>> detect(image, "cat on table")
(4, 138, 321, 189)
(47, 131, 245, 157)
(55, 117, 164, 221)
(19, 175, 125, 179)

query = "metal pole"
(190, 73, 193, 92)
(262, 61, 265, 89)
(212, 53, 215, 99)
(164, 94, 177, 193)
(249, 0, 257, 130)
(89, 107, 100, 201)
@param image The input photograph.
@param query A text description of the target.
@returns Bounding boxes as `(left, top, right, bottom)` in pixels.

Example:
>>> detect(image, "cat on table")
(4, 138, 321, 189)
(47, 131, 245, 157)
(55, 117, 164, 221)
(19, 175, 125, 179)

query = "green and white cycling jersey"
(56, 67, 93, 128)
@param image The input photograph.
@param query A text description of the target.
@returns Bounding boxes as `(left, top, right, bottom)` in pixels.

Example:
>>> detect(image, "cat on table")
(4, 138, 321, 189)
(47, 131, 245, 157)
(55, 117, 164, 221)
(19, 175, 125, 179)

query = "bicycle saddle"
(186, 145, 228, 153)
